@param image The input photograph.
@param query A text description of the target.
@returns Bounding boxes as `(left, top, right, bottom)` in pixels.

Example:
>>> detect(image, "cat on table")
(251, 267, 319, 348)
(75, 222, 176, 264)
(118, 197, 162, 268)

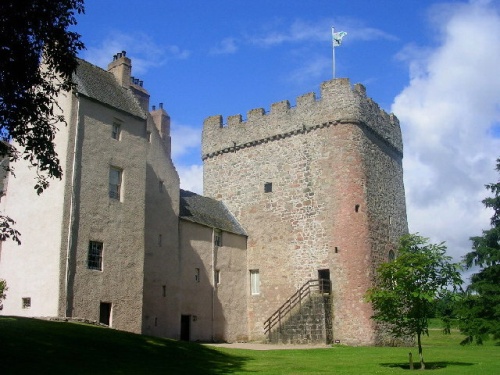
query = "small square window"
(109, 167, 122, 200)
(112, 122, 121, 140)
(250, 269, 260, 295)
(22, 297, 31, 309)
(214, 229, 222, 247)
(264, 182, 272, 193)
(88, 241, 103, 270)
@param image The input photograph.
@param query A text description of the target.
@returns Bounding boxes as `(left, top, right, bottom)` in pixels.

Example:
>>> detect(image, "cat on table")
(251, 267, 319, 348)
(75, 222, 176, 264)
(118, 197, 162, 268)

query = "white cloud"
(392, 0, 500, 265)
(210, 37, 239, 55)
(287, 55, 330, 84)
(248, 18, 396, 47)
(82, 30, 190, 74)
(170, 121, 201, 160)
(177, 164, 203, 194)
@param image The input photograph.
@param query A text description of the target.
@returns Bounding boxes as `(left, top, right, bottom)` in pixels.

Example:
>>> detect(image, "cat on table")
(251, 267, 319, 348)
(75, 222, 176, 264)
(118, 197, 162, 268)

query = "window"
(147, 131, 151, 143)
(162, 285, 166, 297)
(109, 167, 122, 200)
(388, 250, 396, 262)
(195, 268, 200, 283)
(159, 180, 164, 193)
(88, 241, 103, 270)
(250, 269, 260, 295)
(214, 229, 222, 247)
(264, 182, 272, 193)
(112, 121, 121, 140)
(22, 297, 31, 309)
(158, 234, 162, 247)
(215, 270, 220, 285)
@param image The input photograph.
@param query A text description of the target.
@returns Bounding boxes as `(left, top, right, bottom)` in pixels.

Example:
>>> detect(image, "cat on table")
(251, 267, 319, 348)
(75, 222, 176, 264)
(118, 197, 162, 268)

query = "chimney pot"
(159, 103, 163, 109)
(113, 54, 117, 61)
(139, 80, 144, 87)
(152, 105, 156, 111)
(122, 50, 126, 56)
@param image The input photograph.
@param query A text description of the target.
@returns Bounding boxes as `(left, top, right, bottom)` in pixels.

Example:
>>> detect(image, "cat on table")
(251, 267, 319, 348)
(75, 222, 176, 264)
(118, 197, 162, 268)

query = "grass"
(1, 316, 499, 374)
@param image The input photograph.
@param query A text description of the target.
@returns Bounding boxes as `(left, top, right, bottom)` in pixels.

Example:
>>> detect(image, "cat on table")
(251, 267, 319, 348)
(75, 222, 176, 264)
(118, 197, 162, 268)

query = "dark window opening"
(214, 229, 222, 247)
(355, 204, 360, 212)
(22, 297, 31, 309)
(264, 182, 272, 193)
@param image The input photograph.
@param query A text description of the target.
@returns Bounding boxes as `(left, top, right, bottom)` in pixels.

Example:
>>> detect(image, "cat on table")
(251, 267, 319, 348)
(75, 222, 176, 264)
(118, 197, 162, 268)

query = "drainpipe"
(64, 93, 81, 317)
(211, 228, 215, 342)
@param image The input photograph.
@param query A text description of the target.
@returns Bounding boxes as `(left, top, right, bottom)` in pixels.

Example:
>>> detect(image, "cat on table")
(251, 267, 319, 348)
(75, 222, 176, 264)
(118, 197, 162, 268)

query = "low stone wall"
(37, 316, 110, 328)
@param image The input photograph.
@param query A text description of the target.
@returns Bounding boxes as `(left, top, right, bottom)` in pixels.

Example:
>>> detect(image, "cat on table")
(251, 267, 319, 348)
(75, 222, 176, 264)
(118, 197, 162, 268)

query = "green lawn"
(1, 316, 498, 374)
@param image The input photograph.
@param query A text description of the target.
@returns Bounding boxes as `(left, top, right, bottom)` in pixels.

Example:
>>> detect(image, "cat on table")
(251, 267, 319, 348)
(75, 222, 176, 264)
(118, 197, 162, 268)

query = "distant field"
(1, 316, 498, 374)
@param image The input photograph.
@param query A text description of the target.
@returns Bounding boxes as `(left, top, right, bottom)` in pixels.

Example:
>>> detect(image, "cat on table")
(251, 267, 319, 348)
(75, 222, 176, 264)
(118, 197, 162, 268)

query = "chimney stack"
(107, 51, 132, 88)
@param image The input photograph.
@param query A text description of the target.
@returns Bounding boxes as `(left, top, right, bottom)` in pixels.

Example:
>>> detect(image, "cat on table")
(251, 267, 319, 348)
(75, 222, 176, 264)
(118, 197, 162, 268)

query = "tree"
(0, 278, 7, 310)
(459, 158, 500, 344)
(0, 0, 85, 243)
(365, 234, 462, 370)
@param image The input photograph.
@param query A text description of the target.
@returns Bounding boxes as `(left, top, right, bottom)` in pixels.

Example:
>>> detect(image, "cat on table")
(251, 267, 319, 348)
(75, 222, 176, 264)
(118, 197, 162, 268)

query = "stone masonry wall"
(268, 295, 332, 344)
(202, 78, 407, 345)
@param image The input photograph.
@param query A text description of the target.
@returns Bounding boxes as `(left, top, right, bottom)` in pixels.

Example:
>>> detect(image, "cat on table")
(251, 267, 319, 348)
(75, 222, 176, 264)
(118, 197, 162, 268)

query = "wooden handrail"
(263, 279, 331, 334)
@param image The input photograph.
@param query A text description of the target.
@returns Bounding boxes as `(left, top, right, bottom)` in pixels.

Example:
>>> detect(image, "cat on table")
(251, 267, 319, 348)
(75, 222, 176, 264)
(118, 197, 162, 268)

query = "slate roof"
(179, 189, 247, 236)
(73, 59, 146, 119)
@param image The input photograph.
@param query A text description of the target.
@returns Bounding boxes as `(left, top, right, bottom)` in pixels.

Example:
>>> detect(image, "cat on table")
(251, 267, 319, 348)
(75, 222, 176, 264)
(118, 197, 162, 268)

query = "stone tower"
(202, 78, 408, 345)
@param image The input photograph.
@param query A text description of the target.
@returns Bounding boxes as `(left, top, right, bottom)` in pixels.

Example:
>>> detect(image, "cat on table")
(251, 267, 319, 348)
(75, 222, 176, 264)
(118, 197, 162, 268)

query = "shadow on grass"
(380, 361, 475, 370)
(1, 316, 251, 374)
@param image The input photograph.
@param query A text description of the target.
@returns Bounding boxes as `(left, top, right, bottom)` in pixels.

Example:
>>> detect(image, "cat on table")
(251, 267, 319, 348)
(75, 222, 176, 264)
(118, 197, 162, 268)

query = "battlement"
(202, 78, 402, 160)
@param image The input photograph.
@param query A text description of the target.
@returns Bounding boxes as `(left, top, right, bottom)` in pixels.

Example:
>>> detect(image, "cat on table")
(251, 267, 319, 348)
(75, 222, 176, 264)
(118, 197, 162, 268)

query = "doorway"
(318, 269, 331, 293)
(99, 302, 112, 326)
(180, 315, 191, 341)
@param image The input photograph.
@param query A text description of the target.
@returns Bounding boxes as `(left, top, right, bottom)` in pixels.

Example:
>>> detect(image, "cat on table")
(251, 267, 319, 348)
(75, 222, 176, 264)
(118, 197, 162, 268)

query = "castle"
(0, 52, 407, 345)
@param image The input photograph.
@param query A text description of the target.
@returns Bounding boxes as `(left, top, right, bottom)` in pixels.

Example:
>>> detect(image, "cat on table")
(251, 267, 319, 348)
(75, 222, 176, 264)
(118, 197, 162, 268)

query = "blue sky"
(74, 0, 500, 270)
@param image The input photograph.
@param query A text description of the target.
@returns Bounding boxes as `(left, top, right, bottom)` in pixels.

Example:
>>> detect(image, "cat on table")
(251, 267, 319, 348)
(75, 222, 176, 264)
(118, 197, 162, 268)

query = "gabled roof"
(73, 59, 146, 119)
(179, 189, 247, 236)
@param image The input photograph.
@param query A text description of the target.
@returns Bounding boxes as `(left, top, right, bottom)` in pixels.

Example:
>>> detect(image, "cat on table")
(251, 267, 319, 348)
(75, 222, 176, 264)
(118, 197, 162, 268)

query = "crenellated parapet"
(202, 78, 402, 160)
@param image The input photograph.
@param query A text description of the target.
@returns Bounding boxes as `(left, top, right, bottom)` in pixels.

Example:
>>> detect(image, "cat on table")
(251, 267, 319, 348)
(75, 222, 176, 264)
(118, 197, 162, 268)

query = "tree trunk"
(417, 332, 425, 370)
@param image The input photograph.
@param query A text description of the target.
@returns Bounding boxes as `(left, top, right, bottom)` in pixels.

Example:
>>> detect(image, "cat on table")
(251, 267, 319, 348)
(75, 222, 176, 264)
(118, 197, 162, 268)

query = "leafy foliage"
(0, 0, 84, 242)
(366, 233, 462, 369)
(459, 158, 500, 344)
(0, 278, 7, 301)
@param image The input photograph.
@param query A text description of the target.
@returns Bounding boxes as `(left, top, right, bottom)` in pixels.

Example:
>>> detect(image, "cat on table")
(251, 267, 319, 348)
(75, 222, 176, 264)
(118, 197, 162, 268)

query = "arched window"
(388, 250, 395, 262)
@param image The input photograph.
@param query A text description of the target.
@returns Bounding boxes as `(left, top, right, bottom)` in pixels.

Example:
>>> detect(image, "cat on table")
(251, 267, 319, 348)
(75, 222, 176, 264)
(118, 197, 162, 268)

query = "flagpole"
(332, 27, 336, 78)
(331, 27, 347, 80)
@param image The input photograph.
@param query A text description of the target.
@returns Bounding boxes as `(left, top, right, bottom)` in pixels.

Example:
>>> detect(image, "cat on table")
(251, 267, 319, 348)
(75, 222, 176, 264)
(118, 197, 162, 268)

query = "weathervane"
(332, 27, 347, 78)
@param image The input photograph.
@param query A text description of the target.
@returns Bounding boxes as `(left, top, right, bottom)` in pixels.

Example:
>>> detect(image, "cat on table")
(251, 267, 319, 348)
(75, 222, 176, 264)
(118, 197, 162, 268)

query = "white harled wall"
(0, 91, 74, 317)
